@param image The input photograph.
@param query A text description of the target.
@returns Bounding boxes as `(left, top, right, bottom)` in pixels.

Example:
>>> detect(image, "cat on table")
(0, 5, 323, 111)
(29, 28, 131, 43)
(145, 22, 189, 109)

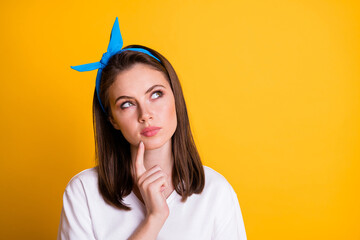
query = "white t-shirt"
(57, 166, 247, 240)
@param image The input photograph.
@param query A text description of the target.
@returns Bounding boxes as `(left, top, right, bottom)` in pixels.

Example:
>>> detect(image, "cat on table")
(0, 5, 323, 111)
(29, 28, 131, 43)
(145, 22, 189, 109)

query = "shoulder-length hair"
(93, 45, 204, 210)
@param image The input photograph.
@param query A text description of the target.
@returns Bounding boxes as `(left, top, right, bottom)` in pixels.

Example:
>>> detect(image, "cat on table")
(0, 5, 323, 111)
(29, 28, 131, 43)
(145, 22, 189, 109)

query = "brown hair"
(93, 45, 204, 210)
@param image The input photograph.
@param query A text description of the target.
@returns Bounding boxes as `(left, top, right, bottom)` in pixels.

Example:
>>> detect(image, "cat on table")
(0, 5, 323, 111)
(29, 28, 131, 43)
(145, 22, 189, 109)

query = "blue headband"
(70, 17, 161, 114)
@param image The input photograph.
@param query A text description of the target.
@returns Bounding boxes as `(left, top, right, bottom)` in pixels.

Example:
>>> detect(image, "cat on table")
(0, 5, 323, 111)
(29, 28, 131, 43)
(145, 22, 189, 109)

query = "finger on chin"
(135, 141, 146, 178)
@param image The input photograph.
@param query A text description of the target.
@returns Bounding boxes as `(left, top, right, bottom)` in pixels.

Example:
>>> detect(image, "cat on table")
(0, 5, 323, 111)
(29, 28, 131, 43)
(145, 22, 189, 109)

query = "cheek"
(165, 97, 177, 129)
(117, 116, 138, 143)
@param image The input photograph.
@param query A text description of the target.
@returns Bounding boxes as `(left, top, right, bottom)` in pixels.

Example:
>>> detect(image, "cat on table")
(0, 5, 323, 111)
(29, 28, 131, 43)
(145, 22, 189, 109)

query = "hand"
(134, 141, 170, 222)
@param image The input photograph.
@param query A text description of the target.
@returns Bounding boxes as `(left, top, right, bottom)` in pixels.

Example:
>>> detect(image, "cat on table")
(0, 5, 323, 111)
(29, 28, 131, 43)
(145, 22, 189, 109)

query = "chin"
(142, 138, 170, 150)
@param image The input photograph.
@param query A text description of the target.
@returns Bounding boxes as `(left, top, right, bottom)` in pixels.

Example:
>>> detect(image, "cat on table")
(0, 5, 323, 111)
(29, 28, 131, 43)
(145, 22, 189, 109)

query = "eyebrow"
(114, 84, 166, 104)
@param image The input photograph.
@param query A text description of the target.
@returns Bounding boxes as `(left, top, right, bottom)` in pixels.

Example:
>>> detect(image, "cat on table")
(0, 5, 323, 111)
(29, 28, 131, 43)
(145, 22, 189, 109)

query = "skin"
(107, 63, 178, 239)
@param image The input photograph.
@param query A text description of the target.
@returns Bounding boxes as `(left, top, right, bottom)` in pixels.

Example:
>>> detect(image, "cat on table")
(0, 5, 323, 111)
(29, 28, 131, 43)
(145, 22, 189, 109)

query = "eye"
(120, 101, 134, 109)
(151, 90, 163, 99)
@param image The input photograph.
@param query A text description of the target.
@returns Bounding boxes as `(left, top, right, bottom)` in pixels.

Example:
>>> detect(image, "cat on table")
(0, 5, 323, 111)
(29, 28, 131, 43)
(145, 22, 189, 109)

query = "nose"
(138, 103, 153, 123)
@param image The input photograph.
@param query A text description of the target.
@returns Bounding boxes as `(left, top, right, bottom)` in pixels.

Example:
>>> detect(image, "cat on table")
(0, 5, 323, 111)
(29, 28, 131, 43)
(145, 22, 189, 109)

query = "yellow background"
(0, 0, 359, 239)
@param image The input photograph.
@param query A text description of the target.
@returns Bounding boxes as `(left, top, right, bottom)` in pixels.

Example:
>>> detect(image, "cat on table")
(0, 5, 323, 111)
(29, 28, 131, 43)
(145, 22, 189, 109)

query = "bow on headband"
(71, 17, 160, 114)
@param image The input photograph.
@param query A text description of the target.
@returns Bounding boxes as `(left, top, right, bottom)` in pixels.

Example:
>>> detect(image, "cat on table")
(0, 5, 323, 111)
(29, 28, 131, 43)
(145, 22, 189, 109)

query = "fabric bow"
(70, 17, 160, 114)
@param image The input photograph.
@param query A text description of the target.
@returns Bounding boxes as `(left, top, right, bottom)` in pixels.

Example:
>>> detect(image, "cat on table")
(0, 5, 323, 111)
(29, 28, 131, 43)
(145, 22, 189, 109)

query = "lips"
(141, 126, 161, 137)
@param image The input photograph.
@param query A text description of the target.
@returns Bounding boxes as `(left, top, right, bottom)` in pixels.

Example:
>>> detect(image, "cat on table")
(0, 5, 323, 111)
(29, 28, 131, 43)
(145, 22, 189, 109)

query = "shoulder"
(64, 167, 98, 193)
(202, 167, 247, 239)
(202, 165, 236, 199)
(203, 165, 232, 189)
(198, 166, 242, 224)
(67, 167, 98, 184)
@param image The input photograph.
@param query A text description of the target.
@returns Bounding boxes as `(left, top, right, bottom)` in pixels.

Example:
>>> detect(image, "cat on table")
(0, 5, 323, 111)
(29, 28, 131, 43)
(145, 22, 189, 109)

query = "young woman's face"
(108, 63, 177, 150)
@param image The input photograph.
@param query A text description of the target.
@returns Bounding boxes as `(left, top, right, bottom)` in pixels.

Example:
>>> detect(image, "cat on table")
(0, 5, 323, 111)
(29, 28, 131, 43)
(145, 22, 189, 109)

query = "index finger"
(135, 141, 146, 179)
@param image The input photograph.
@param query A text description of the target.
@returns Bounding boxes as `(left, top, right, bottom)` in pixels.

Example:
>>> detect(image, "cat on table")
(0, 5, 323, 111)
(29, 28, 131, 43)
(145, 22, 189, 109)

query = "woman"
(58, 17, 247, 240)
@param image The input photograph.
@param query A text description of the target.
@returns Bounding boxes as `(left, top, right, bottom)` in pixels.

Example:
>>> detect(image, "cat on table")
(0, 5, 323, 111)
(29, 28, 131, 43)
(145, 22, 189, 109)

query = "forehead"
(109, 63, 170, 97)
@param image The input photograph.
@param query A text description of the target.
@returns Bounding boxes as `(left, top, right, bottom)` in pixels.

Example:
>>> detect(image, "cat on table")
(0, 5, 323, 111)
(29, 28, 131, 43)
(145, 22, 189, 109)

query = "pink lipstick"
(141, 126, 161, 137)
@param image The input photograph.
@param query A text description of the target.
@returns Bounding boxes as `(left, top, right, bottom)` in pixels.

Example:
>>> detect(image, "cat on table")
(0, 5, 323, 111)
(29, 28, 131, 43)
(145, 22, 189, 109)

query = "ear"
(108, 115, 121, 130)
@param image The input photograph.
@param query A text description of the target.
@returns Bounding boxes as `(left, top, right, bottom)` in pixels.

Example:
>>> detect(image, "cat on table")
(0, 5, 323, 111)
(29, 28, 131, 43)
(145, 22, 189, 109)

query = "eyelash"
(120, 90, 164, 109)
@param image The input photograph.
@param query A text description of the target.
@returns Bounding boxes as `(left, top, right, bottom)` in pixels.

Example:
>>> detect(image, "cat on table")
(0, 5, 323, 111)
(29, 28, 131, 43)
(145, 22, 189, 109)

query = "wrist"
(145, 213, 168, 229)
(128, 214, 167, 240)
